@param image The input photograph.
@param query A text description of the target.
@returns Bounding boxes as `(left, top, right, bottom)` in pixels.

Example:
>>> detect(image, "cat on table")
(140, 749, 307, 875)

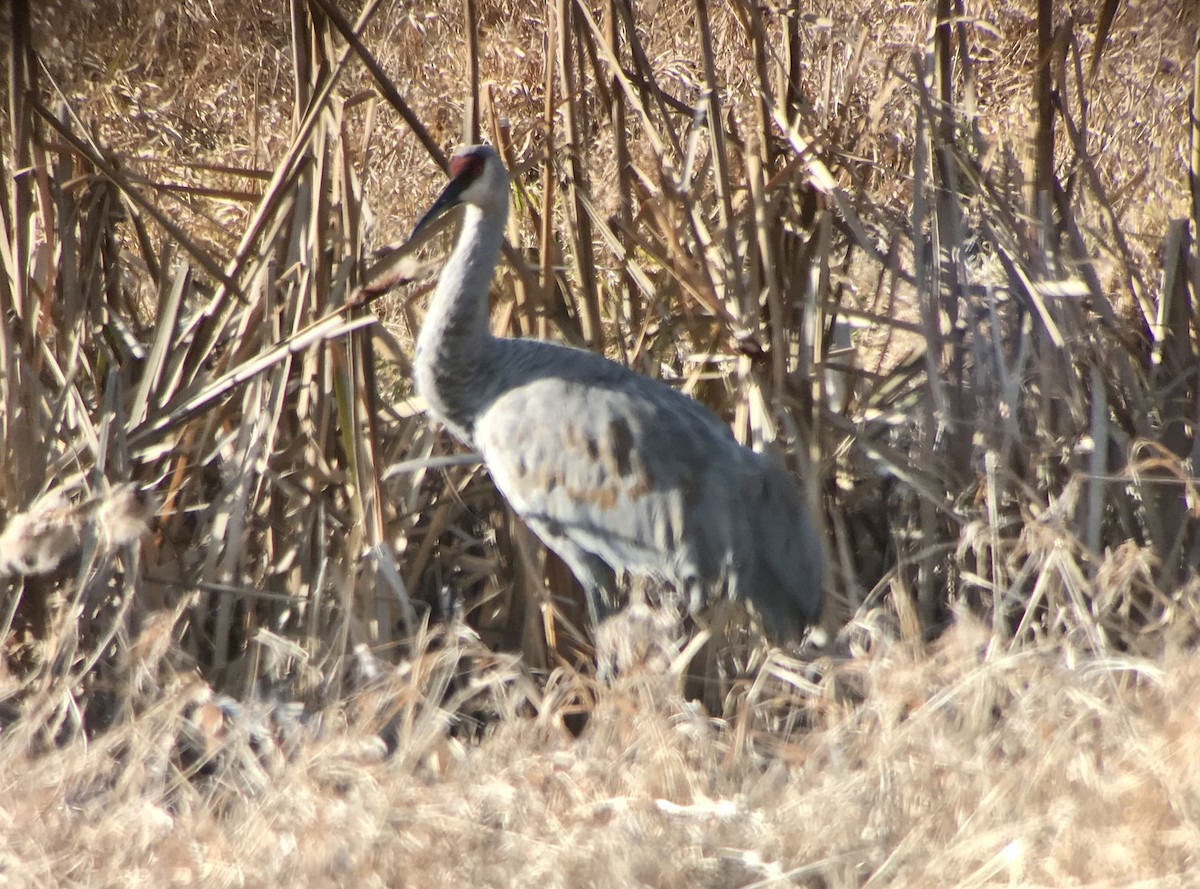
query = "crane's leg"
(525, 519, 617, 630)
(702, 601, 734, 714)
(552, 544, 626, 682)
(559, 548, 617, 630)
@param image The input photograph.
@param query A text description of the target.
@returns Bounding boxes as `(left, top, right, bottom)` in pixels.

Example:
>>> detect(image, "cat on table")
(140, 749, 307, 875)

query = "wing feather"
(469, 340, 822, 637)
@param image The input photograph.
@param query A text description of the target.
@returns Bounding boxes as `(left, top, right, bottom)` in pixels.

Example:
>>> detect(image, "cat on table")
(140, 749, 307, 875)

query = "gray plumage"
(410, 144, 823, 640)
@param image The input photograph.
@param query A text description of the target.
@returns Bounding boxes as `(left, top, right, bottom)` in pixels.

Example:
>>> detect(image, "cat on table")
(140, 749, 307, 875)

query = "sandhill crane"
(409, 143, 823, 642)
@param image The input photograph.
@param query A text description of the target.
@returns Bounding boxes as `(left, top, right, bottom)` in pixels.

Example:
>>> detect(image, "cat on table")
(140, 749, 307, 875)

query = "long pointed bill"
(408, 175, 470, 242)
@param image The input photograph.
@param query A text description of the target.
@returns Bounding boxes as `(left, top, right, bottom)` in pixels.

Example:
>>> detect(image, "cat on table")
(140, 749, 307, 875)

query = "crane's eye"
(449, 152, 486, 182)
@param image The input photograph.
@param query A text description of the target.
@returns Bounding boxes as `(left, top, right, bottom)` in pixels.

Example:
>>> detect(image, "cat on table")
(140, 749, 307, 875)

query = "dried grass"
(2, 617, 1198, 887)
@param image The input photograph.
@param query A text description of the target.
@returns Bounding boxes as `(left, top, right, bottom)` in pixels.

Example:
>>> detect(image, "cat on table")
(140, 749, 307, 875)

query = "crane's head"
(410, 144, 509, 240)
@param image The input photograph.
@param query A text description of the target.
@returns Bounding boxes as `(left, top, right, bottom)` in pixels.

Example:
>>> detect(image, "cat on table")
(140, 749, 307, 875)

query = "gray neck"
(415, 202, 507, 443)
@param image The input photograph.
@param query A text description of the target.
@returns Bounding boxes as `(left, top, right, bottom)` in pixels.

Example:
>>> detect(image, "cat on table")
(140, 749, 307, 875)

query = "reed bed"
(1, 0, 1198, 884)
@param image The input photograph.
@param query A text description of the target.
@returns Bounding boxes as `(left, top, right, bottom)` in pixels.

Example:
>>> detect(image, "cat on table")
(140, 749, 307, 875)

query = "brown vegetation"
(1, 0, 1199, 884)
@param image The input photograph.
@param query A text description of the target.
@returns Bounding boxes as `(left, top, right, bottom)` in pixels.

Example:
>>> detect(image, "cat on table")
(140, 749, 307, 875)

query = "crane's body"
(411, 145, 823, 640)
